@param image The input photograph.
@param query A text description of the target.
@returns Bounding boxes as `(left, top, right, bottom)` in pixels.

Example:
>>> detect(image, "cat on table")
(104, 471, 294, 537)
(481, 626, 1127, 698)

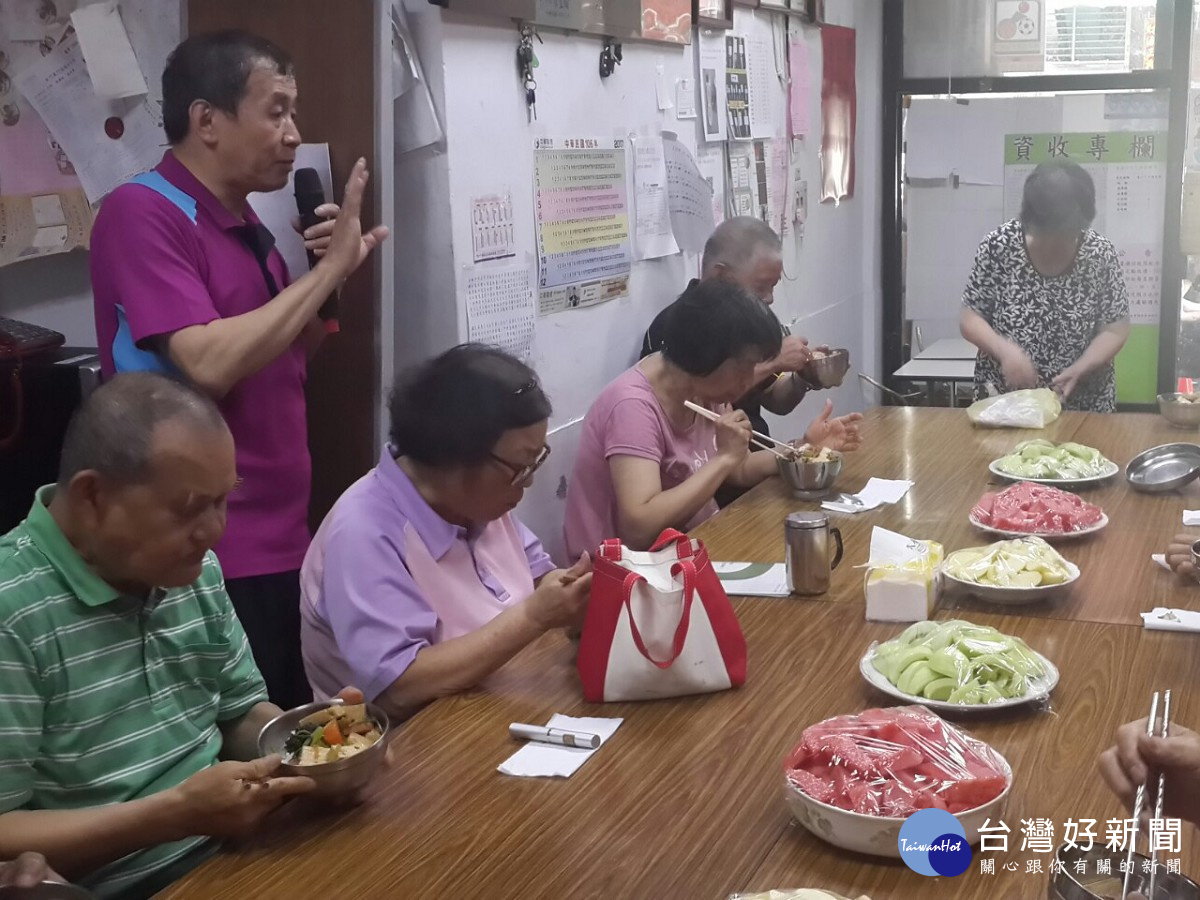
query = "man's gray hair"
(701, 217, 783, 277)
(57, 373, 227, 486)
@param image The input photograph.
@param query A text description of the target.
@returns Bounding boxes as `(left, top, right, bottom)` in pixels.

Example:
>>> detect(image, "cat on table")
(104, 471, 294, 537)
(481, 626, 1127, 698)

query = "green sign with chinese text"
(1003, 132, 1166, 165)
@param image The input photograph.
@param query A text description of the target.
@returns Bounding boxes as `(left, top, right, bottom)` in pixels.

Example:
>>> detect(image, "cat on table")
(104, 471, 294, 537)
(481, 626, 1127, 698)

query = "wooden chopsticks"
(683, 400, 793, 462)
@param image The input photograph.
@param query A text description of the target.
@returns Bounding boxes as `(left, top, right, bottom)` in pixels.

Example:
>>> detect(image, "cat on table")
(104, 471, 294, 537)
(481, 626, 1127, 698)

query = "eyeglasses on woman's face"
(489, 444, 551, 486)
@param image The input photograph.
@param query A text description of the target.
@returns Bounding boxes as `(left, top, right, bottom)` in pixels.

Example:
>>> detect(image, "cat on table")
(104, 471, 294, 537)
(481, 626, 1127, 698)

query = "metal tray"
(1125, 443, 1200, 493)
(1050, 842, 1200, 899)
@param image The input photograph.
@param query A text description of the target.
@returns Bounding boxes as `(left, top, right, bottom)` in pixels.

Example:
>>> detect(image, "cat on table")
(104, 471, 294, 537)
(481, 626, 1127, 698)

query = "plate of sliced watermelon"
(969, 481, 1107, 541)
(783, 707, 1012, 857)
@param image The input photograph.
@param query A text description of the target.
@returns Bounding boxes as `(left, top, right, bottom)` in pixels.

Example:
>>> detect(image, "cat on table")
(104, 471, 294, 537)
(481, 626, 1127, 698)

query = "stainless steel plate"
(1125, 443, 1200, 493)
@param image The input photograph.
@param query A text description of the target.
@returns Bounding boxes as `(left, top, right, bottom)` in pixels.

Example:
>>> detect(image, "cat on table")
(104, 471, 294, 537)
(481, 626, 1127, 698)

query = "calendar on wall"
(465, 262, 536, 361)
(1003, 132, 1167, 326)
(532, 136, 632, 315)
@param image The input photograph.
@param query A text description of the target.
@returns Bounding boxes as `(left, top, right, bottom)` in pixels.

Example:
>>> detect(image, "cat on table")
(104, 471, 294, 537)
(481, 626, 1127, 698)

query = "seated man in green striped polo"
(0, 373, 371, 899)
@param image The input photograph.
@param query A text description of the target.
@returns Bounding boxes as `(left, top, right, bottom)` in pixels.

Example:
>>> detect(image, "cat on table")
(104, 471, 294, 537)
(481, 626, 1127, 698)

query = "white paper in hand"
(498, 716, 623, 778)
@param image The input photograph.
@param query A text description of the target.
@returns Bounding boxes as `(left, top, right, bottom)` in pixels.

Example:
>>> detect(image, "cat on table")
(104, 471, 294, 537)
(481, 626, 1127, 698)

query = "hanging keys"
(525, 78, 538, 122)
(516, 24, 541, 124)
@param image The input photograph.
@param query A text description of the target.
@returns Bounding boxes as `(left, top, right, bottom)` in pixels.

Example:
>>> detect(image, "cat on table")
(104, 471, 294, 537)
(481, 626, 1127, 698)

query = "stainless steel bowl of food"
(801, 349, 851, 389)
(1049, 842, 1200, 899)
(776, 445, 843, 499)
(1158, 394, 1200, 429)
(258, 699, 390, 799)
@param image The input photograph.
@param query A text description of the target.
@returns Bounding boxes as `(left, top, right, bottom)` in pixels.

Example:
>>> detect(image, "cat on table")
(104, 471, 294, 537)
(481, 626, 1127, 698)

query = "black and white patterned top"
(962, 219, 1129, 413)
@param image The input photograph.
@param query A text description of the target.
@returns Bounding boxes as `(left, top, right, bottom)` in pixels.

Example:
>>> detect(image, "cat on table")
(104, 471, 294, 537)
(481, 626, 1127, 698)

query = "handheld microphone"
(293, 167, 339, 333)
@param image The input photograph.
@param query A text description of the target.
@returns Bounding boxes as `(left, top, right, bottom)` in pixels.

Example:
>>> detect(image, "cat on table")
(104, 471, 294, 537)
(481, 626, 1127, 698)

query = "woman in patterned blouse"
(960, 160, 1130, 413)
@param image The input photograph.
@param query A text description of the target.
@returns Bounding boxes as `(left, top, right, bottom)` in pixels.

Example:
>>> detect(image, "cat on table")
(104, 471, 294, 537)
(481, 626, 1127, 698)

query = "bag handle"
(598, 531, 697, 564)
(619, 560, 697, 668)
(647, 529, 697, 559)
(598, 539, 625, 561)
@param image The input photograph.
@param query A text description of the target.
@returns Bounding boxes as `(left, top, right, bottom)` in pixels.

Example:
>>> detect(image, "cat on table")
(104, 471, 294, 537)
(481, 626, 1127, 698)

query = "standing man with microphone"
(294, 166, 342, 331)
(90, 31, 389, 708)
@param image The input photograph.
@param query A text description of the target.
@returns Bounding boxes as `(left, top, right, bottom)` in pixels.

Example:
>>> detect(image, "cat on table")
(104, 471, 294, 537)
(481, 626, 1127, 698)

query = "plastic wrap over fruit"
(943, 538, 1074, 588)
(784, 706, 1010, 818)
(868, 620, 1052, 704)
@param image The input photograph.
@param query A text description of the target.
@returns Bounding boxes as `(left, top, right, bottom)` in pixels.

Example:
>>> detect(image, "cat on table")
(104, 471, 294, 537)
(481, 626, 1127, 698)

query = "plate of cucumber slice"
(860, 620, 1059, 713)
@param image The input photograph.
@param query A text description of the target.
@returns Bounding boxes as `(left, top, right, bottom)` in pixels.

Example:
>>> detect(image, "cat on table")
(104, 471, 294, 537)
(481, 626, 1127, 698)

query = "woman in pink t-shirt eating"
(564, 280, 862, 559)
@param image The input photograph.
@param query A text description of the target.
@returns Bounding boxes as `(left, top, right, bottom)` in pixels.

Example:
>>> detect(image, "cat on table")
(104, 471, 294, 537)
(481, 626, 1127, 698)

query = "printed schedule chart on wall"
(532, 137, 632, 316)
(465, 263, 535, 361)
(1002, 132, 1167, 325)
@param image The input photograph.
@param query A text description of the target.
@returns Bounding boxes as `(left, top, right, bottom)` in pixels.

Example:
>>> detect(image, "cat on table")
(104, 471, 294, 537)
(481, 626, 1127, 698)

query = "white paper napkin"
(1142, 607, 1200, 632)
(1152, 553, 1171, 572)
(1184, 510, 1200, 526)
(822, 478, 913, 515)
(497, 715, 623, 778)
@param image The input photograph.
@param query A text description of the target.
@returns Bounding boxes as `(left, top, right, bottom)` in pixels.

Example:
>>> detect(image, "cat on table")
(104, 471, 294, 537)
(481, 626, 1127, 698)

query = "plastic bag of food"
(967, 388, 1061, 429)
(784, 706, 1009, 818)
(729, 892, 872, 900)
(866, 619, 1053, 705)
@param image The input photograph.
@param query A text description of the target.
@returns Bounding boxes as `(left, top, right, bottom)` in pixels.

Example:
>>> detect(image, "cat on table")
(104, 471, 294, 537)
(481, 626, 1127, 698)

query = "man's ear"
(711, 263, 737, 282)
(65, 470, 106, 531)
(188, 99, 220, 148)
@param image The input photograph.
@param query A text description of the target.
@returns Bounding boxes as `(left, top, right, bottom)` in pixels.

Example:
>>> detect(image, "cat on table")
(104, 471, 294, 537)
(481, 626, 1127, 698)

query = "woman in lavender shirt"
(300, 346, 591, 719)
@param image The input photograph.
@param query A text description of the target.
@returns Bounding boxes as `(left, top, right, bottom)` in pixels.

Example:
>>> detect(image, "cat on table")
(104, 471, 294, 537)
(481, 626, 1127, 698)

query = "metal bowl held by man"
(1125, 443, 1200, 493)
(801, 348, 851, 389)
(258, 700, 390, 799)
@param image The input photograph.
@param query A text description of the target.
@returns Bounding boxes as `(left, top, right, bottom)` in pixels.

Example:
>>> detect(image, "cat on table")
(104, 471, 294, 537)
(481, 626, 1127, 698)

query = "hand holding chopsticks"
(1122, 691, 1166, 900)
(1100, 694, 1200, 826)
(682, 400, 794, 462)
(1097, 691, 1200, 899)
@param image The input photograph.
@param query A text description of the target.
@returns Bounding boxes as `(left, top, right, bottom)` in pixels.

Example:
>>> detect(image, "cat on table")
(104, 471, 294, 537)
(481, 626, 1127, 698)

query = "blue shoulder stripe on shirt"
(112, 306, 181, 377)
(129, 172, 198, 225)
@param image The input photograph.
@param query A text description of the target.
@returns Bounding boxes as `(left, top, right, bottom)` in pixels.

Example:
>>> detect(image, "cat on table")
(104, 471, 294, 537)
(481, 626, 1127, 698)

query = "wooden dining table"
(159, 408, 1200, 900)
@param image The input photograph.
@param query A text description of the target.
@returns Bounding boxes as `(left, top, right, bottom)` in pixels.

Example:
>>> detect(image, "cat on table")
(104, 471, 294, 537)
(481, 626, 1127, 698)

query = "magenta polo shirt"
(300, 446, 557, 703)
(90, 152, 310, 580)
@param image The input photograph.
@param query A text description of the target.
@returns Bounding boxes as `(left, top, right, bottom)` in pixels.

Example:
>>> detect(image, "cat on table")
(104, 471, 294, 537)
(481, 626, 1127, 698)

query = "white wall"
(407, 1, 883, 563)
